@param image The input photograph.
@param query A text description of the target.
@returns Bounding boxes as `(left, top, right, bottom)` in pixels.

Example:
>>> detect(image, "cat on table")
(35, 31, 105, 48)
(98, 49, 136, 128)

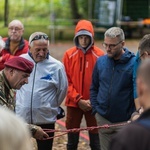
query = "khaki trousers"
(95, 113, 123, 150)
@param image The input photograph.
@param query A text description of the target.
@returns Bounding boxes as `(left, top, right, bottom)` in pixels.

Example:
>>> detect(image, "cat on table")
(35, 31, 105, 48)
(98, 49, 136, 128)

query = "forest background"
(0, 0, 98, 41)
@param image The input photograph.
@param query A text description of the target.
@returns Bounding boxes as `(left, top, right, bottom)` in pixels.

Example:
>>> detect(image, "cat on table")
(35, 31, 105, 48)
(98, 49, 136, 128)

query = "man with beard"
(90, 27, 136, 150)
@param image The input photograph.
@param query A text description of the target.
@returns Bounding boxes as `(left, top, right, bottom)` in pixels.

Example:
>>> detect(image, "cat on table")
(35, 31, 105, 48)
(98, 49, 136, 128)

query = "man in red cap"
(0, 56, 49, 140)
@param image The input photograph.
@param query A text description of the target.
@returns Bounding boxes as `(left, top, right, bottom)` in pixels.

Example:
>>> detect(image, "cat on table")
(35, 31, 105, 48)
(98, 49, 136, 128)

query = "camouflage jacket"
(0, 71, 15, 111)
(0, 71, 38, 136)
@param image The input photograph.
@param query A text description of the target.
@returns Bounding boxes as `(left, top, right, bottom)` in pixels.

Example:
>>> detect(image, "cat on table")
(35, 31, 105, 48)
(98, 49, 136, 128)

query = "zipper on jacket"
(30, 63, 37, 124)
(80, 57, 82, 71)
(108, 65, 115, 109)
(82, 55, 86, 94)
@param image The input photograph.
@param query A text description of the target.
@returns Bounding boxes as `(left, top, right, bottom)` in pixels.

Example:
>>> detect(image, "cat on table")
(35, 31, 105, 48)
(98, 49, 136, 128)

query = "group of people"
(0, 18, 150, 150)
(0, 20, 68, 150)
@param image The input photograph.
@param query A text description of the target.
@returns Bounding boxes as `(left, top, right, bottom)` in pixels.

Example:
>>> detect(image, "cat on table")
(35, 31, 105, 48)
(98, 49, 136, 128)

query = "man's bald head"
(8, 20, 24, 29)
(8, 20, 24, 42)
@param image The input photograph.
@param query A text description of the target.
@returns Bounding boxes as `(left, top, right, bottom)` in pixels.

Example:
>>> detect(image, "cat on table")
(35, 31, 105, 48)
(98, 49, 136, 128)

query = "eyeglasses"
(8, 27, 23, 31)
(102, 41, 122, 49)
(30, 34, 49, 43)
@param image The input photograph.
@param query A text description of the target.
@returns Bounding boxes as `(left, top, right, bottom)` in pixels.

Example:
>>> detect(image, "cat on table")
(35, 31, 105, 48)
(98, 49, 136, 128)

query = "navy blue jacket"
(90, 48, 136, 123)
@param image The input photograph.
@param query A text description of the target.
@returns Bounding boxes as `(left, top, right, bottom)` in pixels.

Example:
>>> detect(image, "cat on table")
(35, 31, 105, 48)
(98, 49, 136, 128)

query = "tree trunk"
(4, 0, 9, 27)
(69, 0, 82, 25)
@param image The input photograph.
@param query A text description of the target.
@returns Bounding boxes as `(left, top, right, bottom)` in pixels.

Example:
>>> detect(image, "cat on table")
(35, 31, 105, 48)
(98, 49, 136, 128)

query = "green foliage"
(0, 0, 95, 40)
(78, 0, 96, 19)
(0, 0, 4, 20)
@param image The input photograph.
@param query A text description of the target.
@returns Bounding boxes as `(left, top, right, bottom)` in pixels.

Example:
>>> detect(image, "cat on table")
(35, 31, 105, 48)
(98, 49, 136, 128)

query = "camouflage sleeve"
(0, 91, 8, 107)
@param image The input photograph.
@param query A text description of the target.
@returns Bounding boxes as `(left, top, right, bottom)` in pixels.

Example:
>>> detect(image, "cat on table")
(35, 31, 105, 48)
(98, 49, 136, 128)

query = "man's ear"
(122, 41, 125, 47)
(28, 45, 31, 49)
(9, 68, 15, 76)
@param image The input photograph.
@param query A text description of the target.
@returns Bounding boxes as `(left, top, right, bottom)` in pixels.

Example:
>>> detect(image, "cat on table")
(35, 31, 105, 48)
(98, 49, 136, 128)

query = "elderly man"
(0, 55, 49, 140)
(0, 20, 28, 70)
(15, 32, 68, 150)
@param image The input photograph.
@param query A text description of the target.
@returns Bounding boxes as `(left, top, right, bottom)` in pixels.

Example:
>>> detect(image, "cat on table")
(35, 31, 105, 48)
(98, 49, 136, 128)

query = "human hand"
(1, 54, 10, 62)
(127, 107, 143, 123)
(0, 56, 2, 62)
(78, 99, 92, 112)
(139, 107, 143, 114)
(33, 126, 49, 140)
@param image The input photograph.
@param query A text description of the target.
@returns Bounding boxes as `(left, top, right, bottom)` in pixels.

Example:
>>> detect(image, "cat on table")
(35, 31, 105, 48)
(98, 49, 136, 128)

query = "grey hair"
(0, 107, 32, 150)
(138, 34, 150, 55)
(29, 32, 49, 47)
(0, 36, 5, 52)
(104, 27, 125, 41)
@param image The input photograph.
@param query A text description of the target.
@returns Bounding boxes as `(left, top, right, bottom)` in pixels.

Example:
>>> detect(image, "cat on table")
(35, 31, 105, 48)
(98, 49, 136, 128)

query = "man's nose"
(105, 45, 111, 50)
(39, 50, 45, 56)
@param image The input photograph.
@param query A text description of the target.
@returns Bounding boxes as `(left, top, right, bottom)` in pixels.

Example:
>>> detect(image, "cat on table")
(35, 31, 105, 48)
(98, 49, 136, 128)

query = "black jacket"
(109, 109, 150, 150)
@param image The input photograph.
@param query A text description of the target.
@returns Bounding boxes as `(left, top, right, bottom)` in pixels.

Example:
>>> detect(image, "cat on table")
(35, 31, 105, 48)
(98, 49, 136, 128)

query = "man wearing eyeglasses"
(15, 32, 68, 150)
(0, 20, 28, 70)
(90, 27, 136, 150)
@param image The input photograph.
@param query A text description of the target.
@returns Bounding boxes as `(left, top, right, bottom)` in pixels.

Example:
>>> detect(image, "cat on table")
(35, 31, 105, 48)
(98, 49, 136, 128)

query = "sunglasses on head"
(30, 34, 49, 43)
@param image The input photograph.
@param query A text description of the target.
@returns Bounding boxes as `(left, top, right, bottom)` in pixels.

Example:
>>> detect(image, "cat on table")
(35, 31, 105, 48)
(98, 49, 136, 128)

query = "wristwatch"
(31, 125, 38, 136)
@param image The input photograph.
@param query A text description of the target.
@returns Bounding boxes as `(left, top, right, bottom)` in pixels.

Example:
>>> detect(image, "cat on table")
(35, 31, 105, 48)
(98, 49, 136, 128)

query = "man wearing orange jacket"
(63, 19, 104, 150)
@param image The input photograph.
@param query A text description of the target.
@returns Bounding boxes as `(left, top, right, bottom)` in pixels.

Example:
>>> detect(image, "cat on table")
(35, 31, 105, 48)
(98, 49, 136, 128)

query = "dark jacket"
(110, 109, 150, 150)
(90, 48, 135, 122)
(133, 51, 141, 99)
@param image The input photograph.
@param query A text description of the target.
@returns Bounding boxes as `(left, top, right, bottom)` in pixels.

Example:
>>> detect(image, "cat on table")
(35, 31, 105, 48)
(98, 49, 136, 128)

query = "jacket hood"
(74, 20, 94, 53)
(110, 48, 135, 64)
(117, 48, 135, 63)
(74, 20, 94, 36)
(4, 37, 25, 51)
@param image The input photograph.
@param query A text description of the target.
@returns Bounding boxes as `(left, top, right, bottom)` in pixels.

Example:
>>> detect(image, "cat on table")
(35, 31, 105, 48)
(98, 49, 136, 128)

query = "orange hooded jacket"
(63, 20, 104, 108)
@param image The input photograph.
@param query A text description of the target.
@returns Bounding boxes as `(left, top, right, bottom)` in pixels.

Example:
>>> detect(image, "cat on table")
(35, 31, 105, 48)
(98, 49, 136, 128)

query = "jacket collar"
(5, 37, 25, 51)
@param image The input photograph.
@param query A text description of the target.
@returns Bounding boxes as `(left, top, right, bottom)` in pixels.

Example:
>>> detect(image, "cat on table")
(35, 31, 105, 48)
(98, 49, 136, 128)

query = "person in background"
(0, 37, 5, 53)
(90, 27, 135, 150)
(15, 32, 68, 150)
(110, 58, 150, 150)
(0, 107, 33, 150)
(0, 19, 28, 70)
(131, 34, 150, 121)
(63, 19, 104, 150)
